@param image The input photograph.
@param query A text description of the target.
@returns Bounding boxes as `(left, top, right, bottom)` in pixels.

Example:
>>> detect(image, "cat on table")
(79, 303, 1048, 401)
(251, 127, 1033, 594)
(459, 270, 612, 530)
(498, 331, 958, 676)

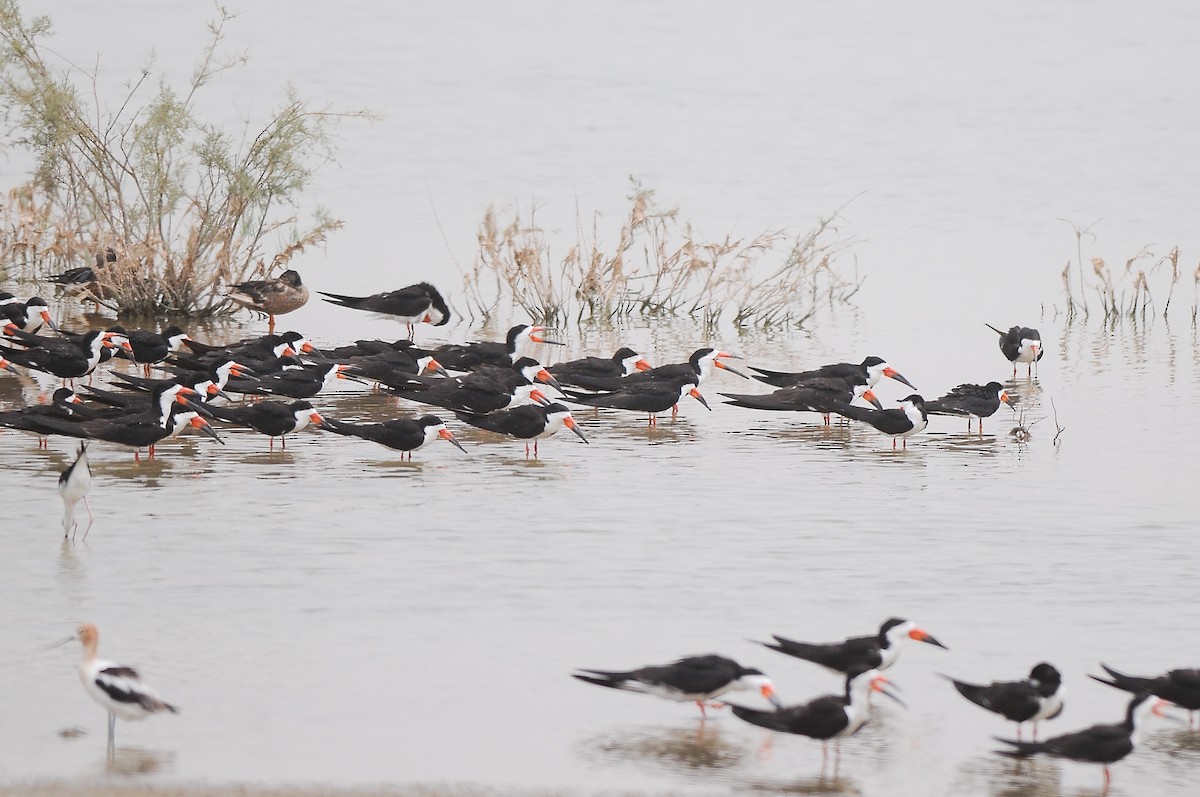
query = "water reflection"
(742, 774, 864, 796)
(577, 722, 744, 774)
(102, 745, 176, 776)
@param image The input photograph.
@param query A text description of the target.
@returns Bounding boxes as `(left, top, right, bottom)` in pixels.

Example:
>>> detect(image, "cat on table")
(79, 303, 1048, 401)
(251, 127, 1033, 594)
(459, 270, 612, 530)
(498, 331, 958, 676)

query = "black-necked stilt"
(56, 623, 177, 750)
(833, 394, 928, 449)
(924, 381, 1013, 434)
(730, 666, 902, 764)
(573, 654, 781, 718)
(318, 281, 449, 338)
(319, 414, 466, 459)
(986, 324, 1043, 378)
(762, 618, 947, 674)
(227, 269, 310, 334)
(943, 662, 1064, 740)
(1090, 664, 1200, 730)
(454, 402, 587, 457)
(994, 691, 1167, 789)
(750, 356, 916, 391)
(58, 441, 93, 541)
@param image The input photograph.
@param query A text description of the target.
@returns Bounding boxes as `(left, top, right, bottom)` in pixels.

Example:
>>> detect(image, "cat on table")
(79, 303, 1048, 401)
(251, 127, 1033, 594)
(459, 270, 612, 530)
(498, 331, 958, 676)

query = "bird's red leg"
(268, 315, 276, 335)
(282, 435, 287, 450)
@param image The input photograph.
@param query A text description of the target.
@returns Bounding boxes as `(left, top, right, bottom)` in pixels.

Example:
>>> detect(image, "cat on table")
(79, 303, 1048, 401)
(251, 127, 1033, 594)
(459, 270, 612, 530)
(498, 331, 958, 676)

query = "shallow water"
(3, 1, 1200, 796)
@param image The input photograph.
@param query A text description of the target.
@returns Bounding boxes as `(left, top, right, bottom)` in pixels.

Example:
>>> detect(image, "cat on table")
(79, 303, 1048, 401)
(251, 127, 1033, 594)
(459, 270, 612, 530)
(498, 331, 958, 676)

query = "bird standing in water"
(58, 441, 93, 541)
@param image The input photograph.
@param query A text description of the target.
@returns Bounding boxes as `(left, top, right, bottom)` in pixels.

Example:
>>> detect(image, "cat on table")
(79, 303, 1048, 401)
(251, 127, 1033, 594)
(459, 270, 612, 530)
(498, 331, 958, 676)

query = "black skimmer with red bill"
(730, 666, 903, 765)
(562, 374, 708, 426)
(30, 399, 222, 460)
(562, 347, 745, 392)
(178, 331, 314, 367)
(548, 347, 652, 387)
(0, 295, 58, 334)
(721, 376, 882, 425)
(925, 381, 1013, 434)
(750, 356, 915, 391)
(58, 441, 93, 541)
(453, 402, 587, 457)
(319, 414, 466, 459)
(986, 324, 1043, 378)
(943, 662, 1064, 740)
(994, 691, 1168, 789)
(109, 369, 232, 403)
(429, 324, 563, 371)
(833, 394, 928, 449)
(572, 654, 782, 718)
(206, 399, 326, 451)
(762, 618, 947, 674)
(228, 362, 365, 399)
(0, 330, 126, 384)
(1090, 664, 1200, 730)
(0, 387, 88, 448)
(109, 325, 190, 376)
(227, 269, 309, 334)
(52, 623, 177, 750)
(389, 371, 550, 415)
(318, 281, 450, 338)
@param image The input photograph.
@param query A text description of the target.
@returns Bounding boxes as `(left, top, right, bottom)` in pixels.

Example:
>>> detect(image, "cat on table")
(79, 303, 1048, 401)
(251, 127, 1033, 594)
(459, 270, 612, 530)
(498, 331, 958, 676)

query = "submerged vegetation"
(461, 184, 864, 329)
(1059, 220, 1200, 324)
(0, 2, 353, 317)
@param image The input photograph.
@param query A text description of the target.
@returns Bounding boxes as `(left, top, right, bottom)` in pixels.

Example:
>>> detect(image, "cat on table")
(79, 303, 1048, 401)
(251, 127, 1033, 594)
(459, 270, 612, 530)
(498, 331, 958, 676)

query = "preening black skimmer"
(986, 324, 1043, 378)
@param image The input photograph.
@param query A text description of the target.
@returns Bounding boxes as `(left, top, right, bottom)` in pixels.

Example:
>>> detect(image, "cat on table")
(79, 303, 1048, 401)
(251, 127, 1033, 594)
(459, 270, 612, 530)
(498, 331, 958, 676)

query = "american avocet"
(61, 624, 178, 748)
(58, 442, 93, 541)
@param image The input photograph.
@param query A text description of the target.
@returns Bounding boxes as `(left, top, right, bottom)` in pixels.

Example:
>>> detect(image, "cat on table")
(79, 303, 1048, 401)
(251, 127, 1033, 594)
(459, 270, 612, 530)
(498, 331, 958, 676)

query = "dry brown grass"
(461, 185, 862, 330)
(1058, 220, 1198, 323)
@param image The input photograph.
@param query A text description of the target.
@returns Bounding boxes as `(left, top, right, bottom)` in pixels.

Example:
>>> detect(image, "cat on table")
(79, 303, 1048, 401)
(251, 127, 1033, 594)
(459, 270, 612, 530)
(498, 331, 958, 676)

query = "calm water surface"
(3, 1, 1200, 796)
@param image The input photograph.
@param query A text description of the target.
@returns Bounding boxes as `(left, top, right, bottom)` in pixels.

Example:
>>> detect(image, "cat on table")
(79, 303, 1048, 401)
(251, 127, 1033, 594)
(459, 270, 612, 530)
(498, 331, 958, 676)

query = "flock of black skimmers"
(571, 618, 1198, 788)
(0, 278, 1049, 537)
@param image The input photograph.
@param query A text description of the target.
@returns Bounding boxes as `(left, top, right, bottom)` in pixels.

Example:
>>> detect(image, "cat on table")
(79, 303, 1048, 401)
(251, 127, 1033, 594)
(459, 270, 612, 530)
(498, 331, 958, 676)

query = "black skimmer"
(58, 442, 93, 541)
(563, 375, 709, 426)
(111, 325, 190, 376)
(943, 662, 1064, 740)
(32, 398, 222, 460)
(389, 373, 550, 415)
(563, 347, 745, 392)
(762, 618, 947, 674)
(0, 330, 123, 384)
(1090, 664, 1200, 730)
(109, 370, 232, 404)
(342, 353, 450, 387)
(429, 324, 562, 371)
(320, 414, 466, 459)
(55, 623, 177, 750)
(548, 347, 652, 386)
(178, 331, 312, 367)
(229, 361, 364, 399)
(986, 324, 1043, 377)
(730, 666, 903, 763)
(454, 402, 587, 457)
(833, 394, 928, 449)
(227, 269, 310, 334)
(750, 356, 915, 390)
(318, 281, 450, 338)
(994, 692, 1167, 789)
(572, 654, 782, 718)
(206, 399, 326, 450)
(47, 248, 116, 306)
(925, 381, 1013, 434)
(0, 295, 59, 334)
(721, 377, 882, 425)
(0, 387, 88, 448)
